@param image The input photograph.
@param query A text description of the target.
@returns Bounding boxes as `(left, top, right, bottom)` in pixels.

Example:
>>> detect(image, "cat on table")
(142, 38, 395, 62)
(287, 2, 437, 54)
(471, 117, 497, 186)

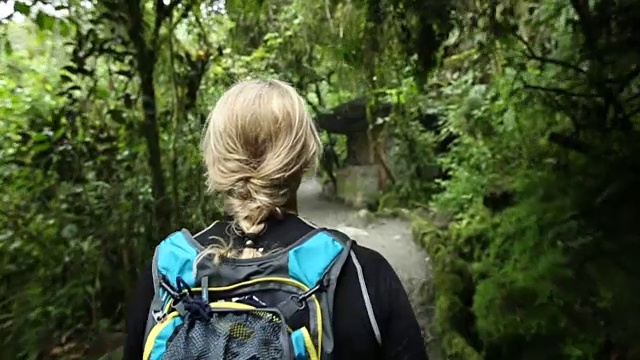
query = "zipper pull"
(152, 309, 167, 323)
(300, 273, 331, 301)
(159, 275, 182, 300)
(299, 282, 323, 302)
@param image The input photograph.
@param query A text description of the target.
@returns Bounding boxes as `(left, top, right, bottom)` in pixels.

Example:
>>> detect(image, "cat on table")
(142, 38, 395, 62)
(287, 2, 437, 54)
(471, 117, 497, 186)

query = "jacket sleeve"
(359, 247, 429, 360)
(122, 262, 154, 360)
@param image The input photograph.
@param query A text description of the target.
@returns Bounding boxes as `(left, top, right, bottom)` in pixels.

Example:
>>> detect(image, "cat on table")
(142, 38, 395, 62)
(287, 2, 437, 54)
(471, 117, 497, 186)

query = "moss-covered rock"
(335, 165, 380, 208)
(412, 215, 483, 360)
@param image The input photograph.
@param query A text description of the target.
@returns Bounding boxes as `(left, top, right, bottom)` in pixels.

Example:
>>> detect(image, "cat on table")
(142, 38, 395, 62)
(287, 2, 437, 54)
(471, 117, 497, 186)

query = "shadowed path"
(297, 178, 430, 291)
(297, 178, 437, 357)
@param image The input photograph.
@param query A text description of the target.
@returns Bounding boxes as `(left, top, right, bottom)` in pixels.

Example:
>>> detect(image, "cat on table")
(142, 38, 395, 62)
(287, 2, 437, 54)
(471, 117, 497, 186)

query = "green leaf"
(32, 133, 49, 143)
(35, 12, 56, 31)
(58, 21, 71, 37)
(107, 109, 127, 124)
(13, 2, 31, 16)
(3, 39, 12, 56)
(61, 224, 78, 239)
(32, 142, 52, 155)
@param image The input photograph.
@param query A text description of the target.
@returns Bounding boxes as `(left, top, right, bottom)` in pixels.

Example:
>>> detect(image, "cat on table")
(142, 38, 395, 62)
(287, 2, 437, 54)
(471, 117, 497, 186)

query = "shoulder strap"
(326, 230, 382, 347)
(143, 229, 202, 342)
(349, 250, 382, 346)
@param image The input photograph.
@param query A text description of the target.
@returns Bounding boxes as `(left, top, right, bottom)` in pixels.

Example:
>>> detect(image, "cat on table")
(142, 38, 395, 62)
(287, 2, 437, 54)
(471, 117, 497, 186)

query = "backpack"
(141, 226, 381, 360)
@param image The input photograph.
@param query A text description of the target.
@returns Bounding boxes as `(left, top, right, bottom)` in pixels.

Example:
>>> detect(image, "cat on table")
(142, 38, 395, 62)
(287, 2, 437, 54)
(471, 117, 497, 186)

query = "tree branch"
(524, 83, 598, 98)
(548, 132, 600, 159)
(314, 81, 325, 109)
(569, 0, 632, 130)
(540, 92, 583, 133)
(570, 0, 597, 47)
(619, 66, 640, 93)
(624, 90, 640, 104)
(512, 32, 587, 75)
(166, 0, 197, 37)
(305, 98, 321, 115)
(153, 0, 185, 47)
(193, 10, 213, 50)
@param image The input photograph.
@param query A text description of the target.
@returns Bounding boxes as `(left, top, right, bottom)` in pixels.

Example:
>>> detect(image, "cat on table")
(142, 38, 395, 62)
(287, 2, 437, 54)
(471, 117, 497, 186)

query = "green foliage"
(413, 1, 640, 359)
(2, 0, 640, 359)
(0, 5, 226, 358)
(380, 77, 442, 208)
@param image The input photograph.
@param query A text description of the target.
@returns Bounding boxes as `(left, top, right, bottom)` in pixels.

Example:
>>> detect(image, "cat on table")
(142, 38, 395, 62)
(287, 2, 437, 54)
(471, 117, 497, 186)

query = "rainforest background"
(1, 0, 639, 359)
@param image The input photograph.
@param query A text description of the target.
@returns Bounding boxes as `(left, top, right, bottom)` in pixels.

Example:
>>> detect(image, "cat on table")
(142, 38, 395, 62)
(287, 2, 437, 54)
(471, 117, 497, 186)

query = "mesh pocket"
(162, 310, 288, 360)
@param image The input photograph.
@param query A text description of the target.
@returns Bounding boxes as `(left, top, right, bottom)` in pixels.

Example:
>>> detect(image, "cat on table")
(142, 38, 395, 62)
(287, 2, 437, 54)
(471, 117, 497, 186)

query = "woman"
(123, 79, 427, 360)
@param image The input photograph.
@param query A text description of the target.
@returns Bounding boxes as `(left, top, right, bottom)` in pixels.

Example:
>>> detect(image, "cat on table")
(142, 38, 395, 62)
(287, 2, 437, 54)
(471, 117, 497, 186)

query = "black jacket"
(123, 214, 428, 360)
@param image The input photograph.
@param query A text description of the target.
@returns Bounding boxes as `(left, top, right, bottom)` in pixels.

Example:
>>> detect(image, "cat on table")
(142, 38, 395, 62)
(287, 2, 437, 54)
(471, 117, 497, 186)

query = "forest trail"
(297, 177, 430, 296)
(297, 178, 438, 356)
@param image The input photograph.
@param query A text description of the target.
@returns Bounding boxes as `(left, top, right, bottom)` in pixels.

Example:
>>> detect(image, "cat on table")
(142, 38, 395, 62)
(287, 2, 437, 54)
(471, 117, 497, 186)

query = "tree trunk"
(125, 0, 172, 237)
(138, 64, 172, 237)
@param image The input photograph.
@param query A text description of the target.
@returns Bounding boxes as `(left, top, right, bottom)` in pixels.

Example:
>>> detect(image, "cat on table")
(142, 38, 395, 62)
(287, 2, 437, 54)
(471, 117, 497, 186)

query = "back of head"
(201, 79, 321, 240)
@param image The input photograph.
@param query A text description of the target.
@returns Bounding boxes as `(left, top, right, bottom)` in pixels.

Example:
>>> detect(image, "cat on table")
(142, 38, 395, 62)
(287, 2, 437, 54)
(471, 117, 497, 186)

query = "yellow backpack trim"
(144, 277, 323, 359)
(143, 301, 257, 359)
(300, 326, 320, 360)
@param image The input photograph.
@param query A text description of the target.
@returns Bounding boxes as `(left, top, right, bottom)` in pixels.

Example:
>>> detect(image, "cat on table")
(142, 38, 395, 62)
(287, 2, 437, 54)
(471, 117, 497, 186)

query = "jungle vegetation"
(1, 0, 639, 359)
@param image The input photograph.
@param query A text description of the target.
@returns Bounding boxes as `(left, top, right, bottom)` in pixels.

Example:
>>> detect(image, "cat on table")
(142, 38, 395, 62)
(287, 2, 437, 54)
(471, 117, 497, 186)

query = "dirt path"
(297, 178, 438, 357)
(297, 178, 430, 290)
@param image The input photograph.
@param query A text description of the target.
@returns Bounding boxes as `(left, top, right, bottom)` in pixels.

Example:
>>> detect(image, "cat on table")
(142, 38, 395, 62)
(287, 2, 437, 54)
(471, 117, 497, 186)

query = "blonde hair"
(198, 79, 322, 263)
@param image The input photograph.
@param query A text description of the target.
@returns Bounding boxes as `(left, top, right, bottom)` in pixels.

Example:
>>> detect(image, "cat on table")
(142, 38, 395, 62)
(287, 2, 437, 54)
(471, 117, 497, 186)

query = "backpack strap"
(143, 229, 202, 346)
(349, 250, 382, 346)
(326, 230, 382, 347)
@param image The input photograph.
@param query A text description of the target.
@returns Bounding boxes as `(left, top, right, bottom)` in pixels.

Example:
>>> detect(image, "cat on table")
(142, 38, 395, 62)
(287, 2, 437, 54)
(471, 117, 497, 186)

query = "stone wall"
(345, 131, 374, 166)
(335, 165, 380, 208)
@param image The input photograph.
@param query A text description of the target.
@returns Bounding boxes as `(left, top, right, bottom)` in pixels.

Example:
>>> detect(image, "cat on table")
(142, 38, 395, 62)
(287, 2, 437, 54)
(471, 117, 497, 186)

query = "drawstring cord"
(182, 297, 213, 323)
(159, 275, 213, 323)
